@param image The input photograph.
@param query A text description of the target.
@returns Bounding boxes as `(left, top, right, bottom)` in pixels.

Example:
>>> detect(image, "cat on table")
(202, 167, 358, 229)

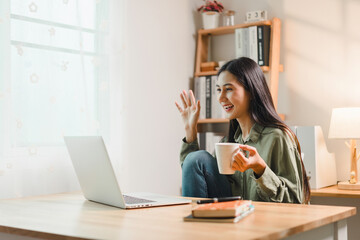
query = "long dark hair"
(218, 57, 310, 204)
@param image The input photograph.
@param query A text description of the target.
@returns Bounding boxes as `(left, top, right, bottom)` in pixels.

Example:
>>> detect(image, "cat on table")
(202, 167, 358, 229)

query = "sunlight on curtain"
(0, 0, 111, 199)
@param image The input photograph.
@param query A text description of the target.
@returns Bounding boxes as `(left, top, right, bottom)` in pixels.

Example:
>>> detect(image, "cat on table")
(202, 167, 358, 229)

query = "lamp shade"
(328, 107, 360, 139)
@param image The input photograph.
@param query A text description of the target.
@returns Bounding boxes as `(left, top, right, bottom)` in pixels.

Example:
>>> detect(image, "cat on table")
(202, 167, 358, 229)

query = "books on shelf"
(194, 76, 206, 119)
(211, 75, 224, 119)
(194, 75, 225, 120)
(235, 25, 270, 66)
(257, 25, 271, 66)
(235, 28, 249, 60)
(248, 26, 258, 64)
(205, 75, 211, 119)
(183, 200, 254, 223)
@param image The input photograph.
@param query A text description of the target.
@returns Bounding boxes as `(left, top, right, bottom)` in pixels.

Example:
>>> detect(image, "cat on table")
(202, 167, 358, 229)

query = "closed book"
(248, 26, 258, 64)
(257, 25, 270, 66)
(192, 200, 252, 218)
(194, 76, 206, 119)
(205, 75, 212, 118)
(210, 75, 223, 119)
(194, 77, 201, 117)
(199, 133, 206, 150)
(184, 205, 254, 223)
(200, 76, 206, 119)
(235, 28, 249, 58)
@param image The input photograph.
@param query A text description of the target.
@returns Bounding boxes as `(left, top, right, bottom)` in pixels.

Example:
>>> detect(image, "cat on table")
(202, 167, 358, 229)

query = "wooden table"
(0, 192, 356, 240)
(311, 185, 360, 240)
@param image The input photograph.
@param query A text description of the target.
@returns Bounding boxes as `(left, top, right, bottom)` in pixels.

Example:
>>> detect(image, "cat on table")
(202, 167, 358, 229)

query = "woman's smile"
(222, 104, 234, 112)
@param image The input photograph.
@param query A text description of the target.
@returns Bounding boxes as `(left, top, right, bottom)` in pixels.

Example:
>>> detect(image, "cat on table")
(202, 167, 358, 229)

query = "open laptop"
(64, 136, 191, 209)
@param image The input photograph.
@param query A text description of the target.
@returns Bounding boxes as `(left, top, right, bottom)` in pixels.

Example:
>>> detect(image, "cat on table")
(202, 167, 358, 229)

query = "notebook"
(64, 136, 191, 209)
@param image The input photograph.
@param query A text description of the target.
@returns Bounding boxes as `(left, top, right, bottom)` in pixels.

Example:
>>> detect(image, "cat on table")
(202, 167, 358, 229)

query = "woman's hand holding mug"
(232, 144, 266, 178)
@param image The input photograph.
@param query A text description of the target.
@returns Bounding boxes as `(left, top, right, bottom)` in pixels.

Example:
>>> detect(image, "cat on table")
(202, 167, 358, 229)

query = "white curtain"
(0, 0, 120, 199)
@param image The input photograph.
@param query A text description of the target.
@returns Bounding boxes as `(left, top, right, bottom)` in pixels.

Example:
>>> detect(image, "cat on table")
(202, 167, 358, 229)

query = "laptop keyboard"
(123, 195, 155, 204)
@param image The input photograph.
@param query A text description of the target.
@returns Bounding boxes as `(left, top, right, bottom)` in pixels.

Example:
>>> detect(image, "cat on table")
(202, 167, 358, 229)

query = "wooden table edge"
(0, 226, 86, 240)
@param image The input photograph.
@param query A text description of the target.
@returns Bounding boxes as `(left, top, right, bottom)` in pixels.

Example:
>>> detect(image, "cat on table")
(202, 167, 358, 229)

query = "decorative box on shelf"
(200, 62, 218, 72)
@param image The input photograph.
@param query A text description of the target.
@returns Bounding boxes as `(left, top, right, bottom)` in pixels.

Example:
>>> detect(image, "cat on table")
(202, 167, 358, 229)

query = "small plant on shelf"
(198, 1, 224, 29)
(197, 0, 224, 13)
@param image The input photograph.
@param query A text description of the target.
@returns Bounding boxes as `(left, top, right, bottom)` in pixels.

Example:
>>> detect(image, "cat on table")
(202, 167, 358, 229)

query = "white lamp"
(329, 107, 360, 190)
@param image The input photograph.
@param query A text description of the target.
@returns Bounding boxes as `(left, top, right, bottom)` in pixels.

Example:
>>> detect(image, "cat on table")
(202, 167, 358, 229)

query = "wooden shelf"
(198, 20, 272, 36)
(198, 118, 229, 124)
(195, 65, 284, 77)
(198, 113, 285, 125)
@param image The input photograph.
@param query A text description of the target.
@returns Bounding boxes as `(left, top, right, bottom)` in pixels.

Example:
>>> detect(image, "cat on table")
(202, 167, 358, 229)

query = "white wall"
(113, 0, 198, 195)
(111, 0, 360, 195)
(282, 0, 360, 181)
(203, 0, 360, 182)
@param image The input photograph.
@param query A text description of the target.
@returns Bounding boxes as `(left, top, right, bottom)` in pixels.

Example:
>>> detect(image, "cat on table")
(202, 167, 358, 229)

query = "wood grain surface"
(0, 192, 355, 240)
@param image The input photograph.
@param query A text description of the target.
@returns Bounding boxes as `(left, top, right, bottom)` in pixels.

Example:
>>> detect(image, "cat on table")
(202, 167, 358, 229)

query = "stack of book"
(194, 75, 225, 120)
(183, 200, 254, 223)
(235, 25, 271, 66)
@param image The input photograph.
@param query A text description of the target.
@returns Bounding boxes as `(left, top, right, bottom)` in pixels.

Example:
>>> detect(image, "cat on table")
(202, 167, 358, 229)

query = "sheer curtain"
(0, 0, 117, 199)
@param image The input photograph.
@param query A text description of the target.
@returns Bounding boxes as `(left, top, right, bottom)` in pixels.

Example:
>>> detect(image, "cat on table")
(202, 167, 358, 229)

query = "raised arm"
(175, 90, 201, 143)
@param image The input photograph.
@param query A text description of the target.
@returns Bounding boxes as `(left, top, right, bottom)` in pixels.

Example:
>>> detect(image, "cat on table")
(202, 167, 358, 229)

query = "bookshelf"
(195, 65, 283, 77)
(194, 17, 283, 132)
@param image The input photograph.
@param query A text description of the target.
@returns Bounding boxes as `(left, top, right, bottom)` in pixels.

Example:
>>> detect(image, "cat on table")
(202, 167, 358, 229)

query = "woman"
(175, 57, 310, 204)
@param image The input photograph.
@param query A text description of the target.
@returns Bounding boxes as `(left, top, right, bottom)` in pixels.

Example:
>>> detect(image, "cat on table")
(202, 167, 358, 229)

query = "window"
(0, 0, 111, 198)
(8, 0, 109, 146)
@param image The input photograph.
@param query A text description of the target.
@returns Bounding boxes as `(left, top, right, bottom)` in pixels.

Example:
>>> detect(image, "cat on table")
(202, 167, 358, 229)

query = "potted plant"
(197, 0, 224, 29)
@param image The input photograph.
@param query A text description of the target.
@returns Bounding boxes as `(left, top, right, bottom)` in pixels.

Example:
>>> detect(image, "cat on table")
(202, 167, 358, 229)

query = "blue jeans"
(182, 150, 232, 198)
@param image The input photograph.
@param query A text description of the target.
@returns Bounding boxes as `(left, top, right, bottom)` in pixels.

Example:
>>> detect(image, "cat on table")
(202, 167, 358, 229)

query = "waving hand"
(175, 90, 201, 143)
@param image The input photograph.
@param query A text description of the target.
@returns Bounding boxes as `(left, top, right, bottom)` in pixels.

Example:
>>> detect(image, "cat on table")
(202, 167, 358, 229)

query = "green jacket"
(180, 123, 304, 203)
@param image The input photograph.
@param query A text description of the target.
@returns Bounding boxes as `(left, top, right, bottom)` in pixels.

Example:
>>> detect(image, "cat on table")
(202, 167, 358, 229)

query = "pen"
(196, 196, 242, 204)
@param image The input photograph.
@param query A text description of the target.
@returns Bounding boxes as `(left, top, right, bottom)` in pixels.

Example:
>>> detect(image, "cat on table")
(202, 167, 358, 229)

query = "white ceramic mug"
(215, 143, 240, 174)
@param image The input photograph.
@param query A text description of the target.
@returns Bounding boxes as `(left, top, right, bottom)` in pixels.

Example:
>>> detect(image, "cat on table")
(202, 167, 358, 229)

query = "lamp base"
(337, 181, 360, 190)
